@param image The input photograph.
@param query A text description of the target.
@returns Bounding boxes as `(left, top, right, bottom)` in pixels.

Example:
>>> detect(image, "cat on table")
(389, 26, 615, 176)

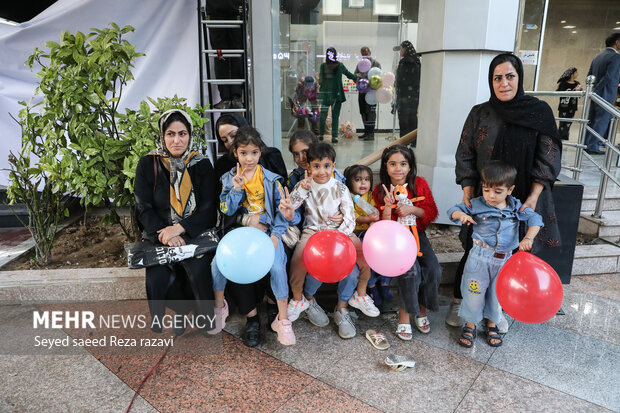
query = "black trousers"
(208, 19, 244, 100)
(398, 104, 419, 137)
(358, 93, 377, 135)
(145, 253, 215, 324)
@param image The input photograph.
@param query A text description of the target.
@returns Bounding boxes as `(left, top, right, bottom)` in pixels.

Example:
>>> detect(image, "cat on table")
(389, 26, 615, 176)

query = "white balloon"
(368, 67, 383, 79)
(365, 90, 377, 105)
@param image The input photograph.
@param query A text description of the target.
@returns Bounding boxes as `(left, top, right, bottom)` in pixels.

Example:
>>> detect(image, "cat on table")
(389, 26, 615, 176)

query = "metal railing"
(526, 75, 620, 218)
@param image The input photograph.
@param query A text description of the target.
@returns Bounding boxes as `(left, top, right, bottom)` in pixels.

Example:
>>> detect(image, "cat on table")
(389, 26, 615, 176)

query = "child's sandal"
(395, 323, 412, 341)
(414, 315, 430, 334)
(458, 325, 476, 348)
(486, 325, 503, 347)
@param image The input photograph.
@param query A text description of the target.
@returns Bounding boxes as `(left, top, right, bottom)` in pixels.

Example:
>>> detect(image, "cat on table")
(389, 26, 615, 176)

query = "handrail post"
(593, 117, 619, 218)
(573, 75, 595, 181)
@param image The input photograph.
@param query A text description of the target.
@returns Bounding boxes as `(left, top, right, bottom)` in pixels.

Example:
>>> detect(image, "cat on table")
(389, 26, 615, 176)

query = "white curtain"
(0, 0, 200, 185)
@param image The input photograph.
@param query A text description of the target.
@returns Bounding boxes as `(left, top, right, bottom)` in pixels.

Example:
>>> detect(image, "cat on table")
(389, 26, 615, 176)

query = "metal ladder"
(197, 0, 251, 155)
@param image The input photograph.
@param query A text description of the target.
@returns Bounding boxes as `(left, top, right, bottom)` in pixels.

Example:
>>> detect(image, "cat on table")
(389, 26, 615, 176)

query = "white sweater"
(290, 178, 356, 235)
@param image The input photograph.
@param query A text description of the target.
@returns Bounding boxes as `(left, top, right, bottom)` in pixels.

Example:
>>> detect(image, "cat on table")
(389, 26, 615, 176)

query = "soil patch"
(3, 217, 128, 270)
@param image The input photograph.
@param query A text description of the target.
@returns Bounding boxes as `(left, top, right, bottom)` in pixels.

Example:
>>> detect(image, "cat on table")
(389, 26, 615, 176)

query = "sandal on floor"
(395, 323, 412, 341)
(385, 354, 416, 371)
(458, 325, 476, 348)
(365, 330, 390, 350)
(486, 325, 503, 347)
(414, 315, 430, 334)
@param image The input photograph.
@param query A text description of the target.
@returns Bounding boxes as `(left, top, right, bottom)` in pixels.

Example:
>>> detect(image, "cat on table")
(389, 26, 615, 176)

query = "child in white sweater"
(286, 143, 376, 339)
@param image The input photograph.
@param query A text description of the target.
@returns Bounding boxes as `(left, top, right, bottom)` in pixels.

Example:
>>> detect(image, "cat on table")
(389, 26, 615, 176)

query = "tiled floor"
(1, 274, 617, 412)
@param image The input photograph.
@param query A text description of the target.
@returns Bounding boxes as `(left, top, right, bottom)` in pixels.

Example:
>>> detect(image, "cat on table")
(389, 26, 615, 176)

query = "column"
(416, 0, 520, 223)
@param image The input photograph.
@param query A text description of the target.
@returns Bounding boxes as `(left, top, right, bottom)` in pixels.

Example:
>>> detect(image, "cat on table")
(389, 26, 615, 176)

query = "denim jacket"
(219, 166, 288, 238)
(447, 195, 543, 251)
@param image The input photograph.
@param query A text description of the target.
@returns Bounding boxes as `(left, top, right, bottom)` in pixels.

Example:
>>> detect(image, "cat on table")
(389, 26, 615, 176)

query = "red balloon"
(496, 251, 563, 324)
(303, 230, 357, 283)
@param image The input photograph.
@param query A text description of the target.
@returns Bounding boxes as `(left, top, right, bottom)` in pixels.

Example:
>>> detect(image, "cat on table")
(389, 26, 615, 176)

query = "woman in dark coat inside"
(395, 40, 421, 138)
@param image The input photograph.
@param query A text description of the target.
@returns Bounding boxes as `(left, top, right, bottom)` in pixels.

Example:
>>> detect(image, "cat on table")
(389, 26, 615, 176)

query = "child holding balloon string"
(212, 126, 297, 346)
(447, 161, 542, 348)
(372, 145, 441, 340)
(287, 142, 377, 339)
(343, 164, 394, 308)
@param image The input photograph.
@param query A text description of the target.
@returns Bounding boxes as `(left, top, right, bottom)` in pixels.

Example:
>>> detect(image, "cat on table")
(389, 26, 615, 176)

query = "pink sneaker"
(207, 300, 229, 335)
(271, 317, 296, 345)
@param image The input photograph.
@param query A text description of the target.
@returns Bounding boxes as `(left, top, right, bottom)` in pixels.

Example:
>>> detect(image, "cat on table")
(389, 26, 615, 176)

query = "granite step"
(579, 210, 620, 237)
(2, 245, 617, 303)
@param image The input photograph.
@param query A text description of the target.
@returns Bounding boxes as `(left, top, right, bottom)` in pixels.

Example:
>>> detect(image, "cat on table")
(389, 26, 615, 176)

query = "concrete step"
(579, 210, 620, 237)
(580, 186, 620, 213)
(571, 244, 620, 275)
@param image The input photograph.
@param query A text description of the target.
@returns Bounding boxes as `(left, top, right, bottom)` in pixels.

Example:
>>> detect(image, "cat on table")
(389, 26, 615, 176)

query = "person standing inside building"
(556, 67, 582, 141)
(584, 33, 620, 154)
(355, 47, 381, 141)
(317, 47, 357, 144)
(394, 41, 421, 140)
(206, 0, 245, 110)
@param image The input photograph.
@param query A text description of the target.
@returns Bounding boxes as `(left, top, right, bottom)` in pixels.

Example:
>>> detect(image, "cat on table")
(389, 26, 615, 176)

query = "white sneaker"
(445, 301, 463, 327)
(287, 297, 310, 322)
(498, 312, 509, 334)
(348, 291, 380, 317)
(333, 307, 356, 339)
(306, 298, 329, 327)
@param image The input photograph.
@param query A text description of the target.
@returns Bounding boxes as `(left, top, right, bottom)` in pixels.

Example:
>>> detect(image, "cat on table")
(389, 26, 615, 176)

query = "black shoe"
(214, 100, 231, 110)
(331, 137, 339, 143)
(243, 319, 261, 347)
(363, 134, 375, 141)
(358, 133, 367, 139)
(231, 97, 243, 109)
(267, 305, 278, 332)
(585, 148, 604, 155)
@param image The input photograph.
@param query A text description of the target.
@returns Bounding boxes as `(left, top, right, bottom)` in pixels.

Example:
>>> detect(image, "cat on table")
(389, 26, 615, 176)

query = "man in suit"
(584, 33, 620, 154)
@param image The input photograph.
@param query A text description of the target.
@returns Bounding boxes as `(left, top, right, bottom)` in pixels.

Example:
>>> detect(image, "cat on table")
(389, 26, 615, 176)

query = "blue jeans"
(212, 239, 289, 301)
(303, 266, 360, 302)
(458, 245, 510, 325)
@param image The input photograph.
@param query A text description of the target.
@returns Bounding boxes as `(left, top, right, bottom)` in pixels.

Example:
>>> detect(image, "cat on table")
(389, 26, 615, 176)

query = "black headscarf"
(488, 53, 561, 200)
(324, 47, 339, 76)
(400, 41, 420, 65)
(557, 67, 577, 84)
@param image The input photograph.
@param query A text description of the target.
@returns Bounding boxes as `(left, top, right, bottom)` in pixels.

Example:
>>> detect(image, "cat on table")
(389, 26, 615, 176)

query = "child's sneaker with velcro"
(287, 296, 310, 322)
(348, 291, 380, 317)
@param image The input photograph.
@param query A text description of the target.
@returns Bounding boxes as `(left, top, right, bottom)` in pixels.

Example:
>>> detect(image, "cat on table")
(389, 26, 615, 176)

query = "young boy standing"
(287, 143, 376, 339)
(447, 161, 543, 348)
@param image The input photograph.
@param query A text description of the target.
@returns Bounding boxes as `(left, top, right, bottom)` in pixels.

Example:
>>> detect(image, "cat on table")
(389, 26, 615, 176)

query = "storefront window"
(276, 0, 419, 140)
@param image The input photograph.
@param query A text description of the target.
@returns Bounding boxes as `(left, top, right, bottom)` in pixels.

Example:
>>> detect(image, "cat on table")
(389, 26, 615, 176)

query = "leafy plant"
(6, 108, 73, 265)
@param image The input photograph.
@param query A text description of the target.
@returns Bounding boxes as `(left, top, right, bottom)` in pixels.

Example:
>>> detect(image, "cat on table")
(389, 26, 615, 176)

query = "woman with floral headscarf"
(395, 40, 421, 139)
(134, 109, 218, 335)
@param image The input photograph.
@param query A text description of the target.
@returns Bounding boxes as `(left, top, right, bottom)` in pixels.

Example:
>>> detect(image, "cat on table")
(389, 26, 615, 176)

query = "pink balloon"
(376, 87, 393, 104)
(362, 220, 418, 277)
(382, 72, 395, 88)
(357, 59, 372, 73)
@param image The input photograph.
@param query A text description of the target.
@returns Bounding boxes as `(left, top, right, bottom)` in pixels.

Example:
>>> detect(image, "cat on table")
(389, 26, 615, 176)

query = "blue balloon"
(215, 227, 275, 284)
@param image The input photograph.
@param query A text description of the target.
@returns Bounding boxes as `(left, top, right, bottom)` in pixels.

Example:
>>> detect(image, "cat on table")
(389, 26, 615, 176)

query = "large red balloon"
(303, 230, 357, 283)
(496, 251, 563, 324)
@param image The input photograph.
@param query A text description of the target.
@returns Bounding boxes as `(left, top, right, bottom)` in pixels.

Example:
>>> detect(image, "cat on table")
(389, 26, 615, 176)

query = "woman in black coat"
(395, 41, 421, 138)
(134, 109, 218, 335)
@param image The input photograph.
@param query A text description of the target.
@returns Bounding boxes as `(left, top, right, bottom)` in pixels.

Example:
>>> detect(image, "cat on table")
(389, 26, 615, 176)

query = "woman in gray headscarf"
(134, 109, 218, 335)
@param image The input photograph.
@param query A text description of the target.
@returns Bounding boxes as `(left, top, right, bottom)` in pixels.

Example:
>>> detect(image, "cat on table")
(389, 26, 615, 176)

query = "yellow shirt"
(353, 192, 376, 233)
(242, 165, 265, 215)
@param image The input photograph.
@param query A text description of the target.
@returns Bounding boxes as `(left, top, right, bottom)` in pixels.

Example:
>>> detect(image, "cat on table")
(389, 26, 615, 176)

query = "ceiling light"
(615, 27, 620, 30)
(560, 20, 566, 23)
(571, 30, 577, 34)
(563, 25, 576, 29)
(0, 17, 18, 26)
